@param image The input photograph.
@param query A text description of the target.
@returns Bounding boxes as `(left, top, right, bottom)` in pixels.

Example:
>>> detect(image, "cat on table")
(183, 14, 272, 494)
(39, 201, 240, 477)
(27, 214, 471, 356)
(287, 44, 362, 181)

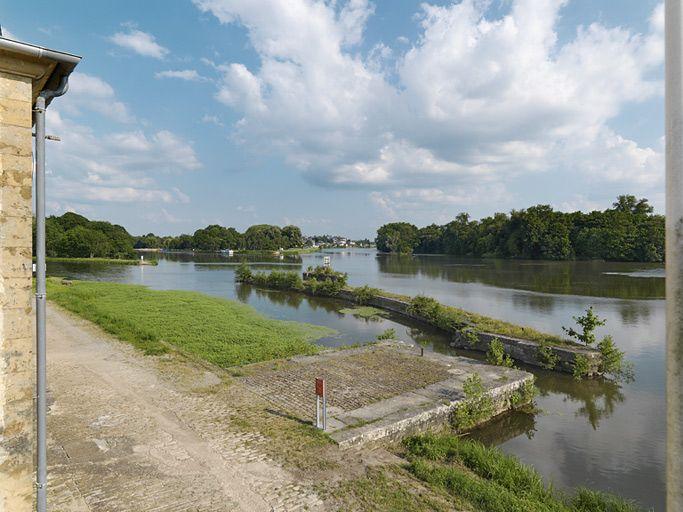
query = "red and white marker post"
(315, 378, 327, 430)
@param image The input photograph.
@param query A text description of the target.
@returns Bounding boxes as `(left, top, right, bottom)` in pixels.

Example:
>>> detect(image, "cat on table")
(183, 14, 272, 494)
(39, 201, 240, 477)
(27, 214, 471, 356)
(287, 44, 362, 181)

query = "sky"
(4, 0, 664, 238)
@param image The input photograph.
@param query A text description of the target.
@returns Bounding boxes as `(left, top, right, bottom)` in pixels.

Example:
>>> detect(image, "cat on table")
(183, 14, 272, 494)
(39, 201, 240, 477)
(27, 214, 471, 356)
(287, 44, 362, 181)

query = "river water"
(47, 249, 665, 510)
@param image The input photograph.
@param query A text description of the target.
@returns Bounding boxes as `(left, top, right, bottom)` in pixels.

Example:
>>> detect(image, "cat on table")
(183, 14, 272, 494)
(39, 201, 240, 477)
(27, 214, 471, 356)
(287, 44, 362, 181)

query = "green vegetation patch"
(47, 278, 334, 366)
(331, 466, 457, 512)
(45, 256, 156, 266)
(407, 294, 568, 346)
(403, 434, 645, 512)
(339, 306, 386, 319)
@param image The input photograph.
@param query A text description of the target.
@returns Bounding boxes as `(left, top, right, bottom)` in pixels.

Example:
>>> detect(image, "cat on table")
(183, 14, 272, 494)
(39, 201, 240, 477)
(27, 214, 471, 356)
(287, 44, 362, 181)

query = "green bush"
(305, 278, 344, 296)
(304, 265, 348, 286)
(235, 263, 253, 282)
(408, 295, 441, 319)
(353, 285, 380, 305)
(248, 270, 303, 291)
(408, 295, 467, 332)
(486, 338, 515, 368)
(509, 378, 537, 409)
(453, 374, 495, 431)
(536, 340, 560, 370)
(266, 270, 304, 290)
(597, 335, 634, 382)
(573, 354, 591, 381)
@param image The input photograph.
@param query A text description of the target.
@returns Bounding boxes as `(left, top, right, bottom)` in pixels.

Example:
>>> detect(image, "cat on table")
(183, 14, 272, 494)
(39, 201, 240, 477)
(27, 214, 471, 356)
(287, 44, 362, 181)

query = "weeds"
(353, 285, 380, 305)
(452, 374, 495, 431)
(486, 338, 515, 368)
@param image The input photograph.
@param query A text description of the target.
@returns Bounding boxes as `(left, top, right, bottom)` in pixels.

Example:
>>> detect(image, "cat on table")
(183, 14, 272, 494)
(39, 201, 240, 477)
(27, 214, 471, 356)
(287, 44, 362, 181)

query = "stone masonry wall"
(336, 289, 601, 375)
(0, 70, 35, 511)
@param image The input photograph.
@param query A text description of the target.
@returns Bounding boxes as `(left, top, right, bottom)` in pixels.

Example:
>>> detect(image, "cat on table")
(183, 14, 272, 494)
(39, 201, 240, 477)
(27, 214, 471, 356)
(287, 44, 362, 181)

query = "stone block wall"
(0, 70, 35, 511)
(336, 288, 601, 375)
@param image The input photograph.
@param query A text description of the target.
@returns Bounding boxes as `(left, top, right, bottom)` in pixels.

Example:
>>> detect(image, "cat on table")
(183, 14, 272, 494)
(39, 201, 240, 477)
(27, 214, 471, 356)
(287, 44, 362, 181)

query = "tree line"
(134, 223, 303, 251)
(376, 195, 664, 262)
(37, 212, 306, 259)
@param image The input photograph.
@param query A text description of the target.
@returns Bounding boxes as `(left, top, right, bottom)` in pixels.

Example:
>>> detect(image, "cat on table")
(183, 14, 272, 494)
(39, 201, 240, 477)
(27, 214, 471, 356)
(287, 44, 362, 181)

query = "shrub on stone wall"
(353, 285, 380, 305)
(486, 338, 515, 368)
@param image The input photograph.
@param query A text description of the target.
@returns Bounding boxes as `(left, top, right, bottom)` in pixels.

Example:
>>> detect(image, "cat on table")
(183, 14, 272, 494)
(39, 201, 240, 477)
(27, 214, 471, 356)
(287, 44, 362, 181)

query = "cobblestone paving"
(46, 306, 325, 512)
(241, 345, 453, 421)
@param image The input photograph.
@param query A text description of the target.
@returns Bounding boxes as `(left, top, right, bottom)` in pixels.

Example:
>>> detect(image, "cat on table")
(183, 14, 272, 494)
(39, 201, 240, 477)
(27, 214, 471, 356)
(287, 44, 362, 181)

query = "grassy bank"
(402, 433, 644, 512)
(47, 278, 334, 366)
(282, 246, 322, 255)
(43, 256, 157, 266)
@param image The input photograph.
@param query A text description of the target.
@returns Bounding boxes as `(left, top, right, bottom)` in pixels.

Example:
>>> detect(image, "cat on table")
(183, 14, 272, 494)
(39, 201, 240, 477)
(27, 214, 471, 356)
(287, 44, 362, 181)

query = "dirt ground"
(46, 305, 459, 512)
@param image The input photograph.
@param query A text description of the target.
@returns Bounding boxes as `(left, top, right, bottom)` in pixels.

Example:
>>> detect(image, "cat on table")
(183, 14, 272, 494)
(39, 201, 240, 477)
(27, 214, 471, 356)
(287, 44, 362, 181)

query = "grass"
(43, 256, 157, 265)
(403, 434, 646, 512)
(282, 246, 322, 255)
(330, 466, 457, 512)
(47, 278, 335, 366)
(338, 306, 386, 319)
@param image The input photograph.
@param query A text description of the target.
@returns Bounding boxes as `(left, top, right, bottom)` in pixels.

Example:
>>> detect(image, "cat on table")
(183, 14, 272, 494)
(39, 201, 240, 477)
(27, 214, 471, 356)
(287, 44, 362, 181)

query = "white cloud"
(195, 0, 664, 218)
(109, 27, 169, 59)
(60, 72, 134, 122)
(46, 80, 200, 209)
(155, 69, 207, 81)
(202, 114, 224, 126)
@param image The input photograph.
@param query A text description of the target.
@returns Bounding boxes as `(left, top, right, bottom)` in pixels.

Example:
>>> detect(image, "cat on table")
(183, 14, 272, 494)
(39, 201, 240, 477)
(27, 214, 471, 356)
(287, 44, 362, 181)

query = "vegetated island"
(376, 195, 664, 262)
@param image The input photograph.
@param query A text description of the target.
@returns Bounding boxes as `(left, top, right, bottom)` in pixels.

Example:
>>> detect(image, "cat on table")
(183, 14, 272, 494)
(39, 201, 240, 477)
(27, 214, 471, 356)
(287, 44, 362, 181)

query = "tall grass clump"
(403, 434, 645, 512)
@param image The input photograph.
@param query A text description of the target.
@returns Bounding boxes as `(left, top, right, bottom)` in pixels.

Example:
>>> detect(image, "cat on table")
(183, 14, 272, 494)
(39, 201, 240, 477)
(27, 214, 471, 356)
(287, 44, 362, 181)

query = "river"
(47, 249, 666, 510)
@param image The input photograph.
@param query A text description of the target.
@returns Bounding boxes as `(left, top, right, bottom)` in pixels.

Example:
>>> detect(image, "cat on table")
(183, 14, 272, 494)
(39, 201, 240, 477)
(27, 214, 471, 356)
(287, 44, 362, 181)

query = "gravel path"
(46, 305, 324, 512)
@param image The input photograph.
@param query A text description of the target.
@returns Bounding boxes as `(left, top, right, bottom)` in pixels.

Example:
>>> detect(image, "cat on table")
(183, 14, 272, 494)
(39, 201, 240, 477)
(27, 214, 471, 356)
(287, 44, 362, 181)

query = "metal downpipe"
(34, 75, 68, 512)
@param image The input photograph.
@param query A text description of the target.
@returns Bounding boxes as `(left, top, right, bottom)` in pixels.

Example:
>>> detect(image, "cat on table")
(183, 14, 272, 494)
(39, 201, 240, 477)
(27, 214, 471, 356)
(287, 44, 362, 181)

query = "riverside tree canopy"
(37, 212, 137, 259)
(37, 213, 306, 258)
(376, 195, 664, 262)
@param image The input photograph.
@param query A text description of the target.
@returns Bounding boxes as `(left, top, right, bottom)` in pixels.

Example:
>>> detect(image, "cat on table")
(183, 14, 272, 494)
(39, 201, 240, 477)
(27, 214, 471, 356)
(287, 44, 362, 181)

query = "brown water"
(48, 249, 665, 510)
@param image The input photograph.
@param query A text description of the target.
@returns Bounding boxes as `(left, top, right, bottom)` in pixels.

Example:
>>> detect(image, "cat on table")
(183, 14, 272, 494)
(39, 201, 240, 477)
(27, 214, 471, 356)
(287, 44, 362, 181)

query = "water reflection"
(374, 254, 664, 299)
(536, 373, 625, 430)
(470, 411, 538, 445)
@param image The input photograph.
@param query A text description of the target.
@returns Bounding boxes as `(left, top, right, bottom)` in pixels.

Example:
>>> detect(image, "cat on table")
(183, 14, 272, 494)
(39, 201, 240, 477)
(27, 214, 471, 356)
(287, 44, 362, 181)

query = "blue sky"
(5, 0, 664, 238)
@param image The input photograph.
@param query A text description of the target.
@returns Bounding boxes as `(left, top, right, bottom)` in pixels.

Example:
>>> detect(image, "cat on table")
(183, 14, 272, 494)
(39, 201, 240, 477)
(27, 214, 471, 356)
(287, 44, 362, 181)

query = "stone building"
(0, 36, 79, 511)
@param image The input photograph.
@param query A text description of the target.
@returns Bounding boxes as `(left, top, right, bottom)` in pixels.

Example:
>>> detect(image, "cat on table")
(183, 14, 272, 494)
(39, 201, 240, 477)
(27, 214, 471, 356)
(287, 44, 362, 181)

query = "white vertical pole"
(666, 1, 683, 509)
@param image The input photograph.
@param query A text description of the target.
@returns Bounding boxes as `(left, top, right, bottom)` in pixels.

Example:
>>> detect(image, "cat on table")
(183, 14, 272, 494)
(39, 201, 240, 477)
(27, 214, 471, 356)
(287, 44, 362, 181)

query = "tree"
(56, 226, 111, 258)
(192, 225, 242, 251)
(376, 222, 419, 253)
(281, 225, 304, 248)
(416, 224, 444, 254)
(243, 224, 283, 250)
(40, 212, 136, 259)
(562, 307, 606, 346)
